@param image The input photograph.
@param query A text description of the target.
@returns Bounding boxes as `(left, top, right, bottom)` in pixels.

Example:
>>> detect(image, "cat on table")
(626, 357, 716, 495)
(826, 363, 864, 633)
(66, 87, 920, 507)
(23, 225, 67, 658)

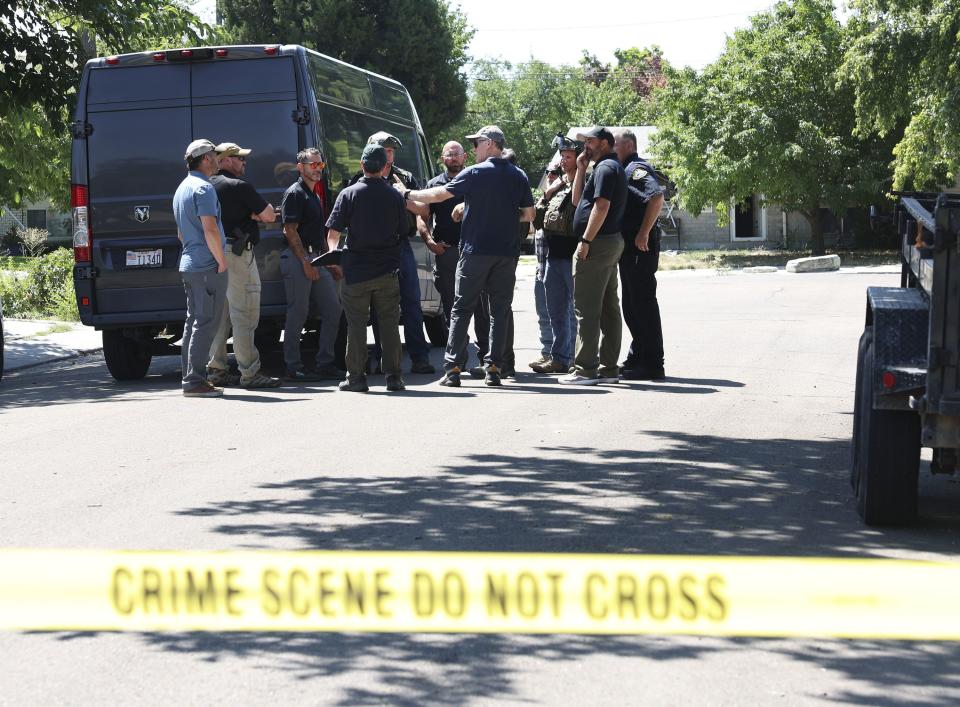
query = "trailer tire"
(855, 339, 920, 525)
(103, 329, 152, 381)
(850, 326, 873, 490)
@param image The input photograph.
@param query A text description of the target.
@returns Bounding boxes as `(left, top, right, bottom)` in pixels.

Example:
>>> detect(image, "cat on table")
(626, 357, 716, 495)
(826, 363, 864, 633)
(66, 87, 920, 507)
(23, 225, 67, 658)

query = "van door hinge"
(71, 120, 93, 138)
(292, 107, 311, 125)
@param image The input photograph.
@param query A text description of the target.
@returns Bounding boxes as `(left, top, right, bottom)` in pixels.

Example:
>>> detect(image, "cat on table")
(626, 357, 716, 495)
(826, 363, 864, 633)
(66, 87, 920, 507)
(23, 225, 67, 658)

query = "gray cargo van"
(71, 44, 445, 380)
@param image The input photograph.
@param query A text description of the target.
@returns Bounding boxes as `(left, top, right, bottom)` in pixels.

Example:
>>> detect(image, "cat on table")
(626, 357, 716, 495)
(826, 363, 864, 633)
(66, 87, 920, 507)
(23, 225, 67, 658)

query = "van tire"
(424, 314, 448, 348)
(854, 338, 920, 525)
(103, 329, 152, 381)
(850, 326, 873, 490)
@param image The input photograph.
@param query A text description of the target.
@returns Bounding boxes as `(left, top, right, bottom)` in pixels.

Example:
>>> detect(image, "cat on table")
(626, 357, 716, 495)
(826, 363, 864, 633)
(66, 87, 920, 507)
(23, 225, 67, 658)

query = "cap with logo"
(465, 125, 505, 147)
(575, 126, 614, 144)
(361, 144, 388, 173)
(184, 139, 216, 161)
(367, 131, 403, 150)
(216, 142, 252, 157)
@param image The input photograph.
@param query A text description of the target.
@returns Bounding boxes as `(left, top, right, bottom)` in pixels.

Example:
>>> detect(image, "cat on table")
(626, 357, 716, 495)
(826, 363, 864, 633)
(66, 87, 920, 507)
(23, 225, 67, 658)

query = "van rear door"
(86, 64, 192, 320)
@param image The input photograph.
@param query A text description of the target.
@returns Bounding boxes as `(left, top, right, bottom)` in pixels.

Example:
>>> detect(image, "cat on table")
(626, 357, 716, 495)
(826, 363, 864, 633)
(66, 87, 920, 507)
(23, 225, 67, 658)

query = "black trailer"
(851, 191, 960, 524)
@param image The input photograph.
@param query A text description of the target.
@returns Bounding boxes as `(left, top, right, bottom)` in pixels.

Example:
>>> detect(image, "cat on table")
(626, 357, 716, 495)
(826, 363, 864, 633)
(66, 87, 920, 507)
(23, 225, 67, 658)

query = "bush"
(0, 247, 78, 320)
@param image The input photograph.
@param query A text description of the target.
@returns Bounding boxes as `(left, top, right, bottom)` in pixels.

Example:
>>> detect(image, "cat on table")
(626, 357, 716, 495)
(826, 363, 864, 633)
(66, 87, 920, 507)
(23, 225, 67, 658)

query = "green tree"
(0, 1, 211, 211)
(653, 0, 892, 254)
(217, 0, 473, 140)
(841, 0, 960, 189)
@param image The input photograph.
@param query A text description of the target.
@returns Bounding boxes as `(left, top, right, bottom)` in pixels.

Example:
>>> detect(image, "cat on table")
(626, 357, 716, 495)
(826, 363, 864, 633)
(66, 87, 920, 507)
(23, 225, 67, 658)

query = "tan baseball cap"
(216, 142, 252, 157)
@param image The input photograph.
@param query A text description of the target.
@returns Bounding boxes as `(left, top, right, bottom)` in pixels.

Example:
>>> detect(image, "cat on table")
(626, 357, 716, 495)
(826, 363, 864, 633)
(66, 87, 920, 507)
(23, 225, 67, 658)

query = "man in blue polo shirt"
(398, 125, 535, 387)
(173, 138, 228, 398)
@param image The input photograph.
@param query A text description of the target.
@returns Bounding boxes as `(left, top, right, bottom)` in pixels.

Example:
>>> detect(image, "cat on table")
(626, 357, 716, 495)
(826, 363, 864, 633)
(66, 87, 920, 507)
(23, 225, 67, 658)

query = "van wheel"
(850, 326, 873, 491)
(103, 329, 152, 381)
(855, 337, 921, 525)
(424, 314, 448, 348)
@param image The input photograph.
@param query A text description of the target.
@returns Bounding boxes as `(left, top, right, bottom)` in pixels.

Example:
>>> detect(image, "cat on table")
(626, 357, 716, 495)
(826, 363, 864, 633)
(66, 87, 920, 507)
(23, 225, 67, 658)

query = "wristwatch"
(579, 237, 593, 244)
(403, 189, 412, 201)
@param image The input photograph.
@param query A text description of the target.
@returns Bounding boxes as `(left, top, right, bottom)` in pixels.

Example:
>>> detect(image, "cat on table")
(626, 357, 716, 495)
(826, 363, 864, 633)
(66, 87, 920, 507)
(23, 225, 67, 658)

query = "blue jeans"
(534, 233, 552, 358)
(543, 256, 576, 366)
(373, 240, 430, 362)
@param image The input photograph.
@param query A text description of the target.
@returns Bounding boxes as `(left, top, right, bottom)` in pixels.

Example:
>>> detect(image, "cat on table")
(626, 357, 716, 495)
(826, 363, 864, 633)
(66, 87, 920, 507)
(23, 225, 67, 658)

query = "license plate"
(126, 248, 162, 268)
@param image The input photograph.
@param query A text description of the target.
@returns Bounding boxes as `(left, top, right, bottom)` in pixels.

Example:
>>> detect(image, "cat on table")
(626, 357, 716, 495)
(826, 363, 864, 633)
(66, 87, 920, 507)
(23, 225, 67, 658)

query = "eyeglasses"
(470, 137, 491, 148)
(234, 155, 246, 162)
(302, 160, 325, 169)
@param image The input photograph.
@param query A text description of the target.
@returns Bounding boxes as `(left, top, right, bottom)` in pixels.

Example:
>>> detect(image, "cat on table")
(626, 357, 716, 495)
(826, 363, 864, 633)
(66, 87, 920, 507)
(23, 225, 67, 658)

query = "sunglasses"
(301, 160, 325, 169)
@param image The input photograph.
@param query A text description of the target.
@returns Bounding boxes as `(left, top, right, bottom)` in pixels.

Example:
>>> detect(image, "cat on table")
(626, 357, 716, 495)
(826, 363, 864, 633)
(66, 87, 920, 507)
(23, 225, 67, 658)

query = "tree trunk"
(802, 209, 826, 256)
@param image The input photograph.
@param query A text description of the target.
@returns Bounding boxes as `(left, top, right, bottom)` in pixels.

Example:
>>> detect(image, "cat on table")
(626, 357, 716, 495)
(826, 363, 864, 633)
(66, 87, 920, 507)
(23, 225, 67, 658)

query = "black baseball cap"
(575, 126, 615, 144)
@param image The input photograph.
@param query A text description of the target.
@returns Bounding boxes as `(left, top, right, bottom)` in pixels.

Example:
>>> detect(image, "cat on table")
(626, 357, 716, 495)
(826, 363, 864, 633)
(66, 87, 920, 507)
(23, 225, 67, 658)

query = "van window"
(308, 54, 373, 109)
(370, 78, 412, 119)
(87, 65, 189, 105)
(317, 101, 423, 194)
(192, 58, 296, 98)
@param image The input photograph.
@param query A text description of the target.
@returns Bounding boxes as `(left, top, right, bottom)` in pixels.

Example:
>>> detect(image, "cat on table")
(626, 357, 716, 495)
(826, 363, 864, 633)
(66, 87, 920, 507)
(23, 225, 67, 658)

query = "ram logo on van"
(134, 206, 150, 223)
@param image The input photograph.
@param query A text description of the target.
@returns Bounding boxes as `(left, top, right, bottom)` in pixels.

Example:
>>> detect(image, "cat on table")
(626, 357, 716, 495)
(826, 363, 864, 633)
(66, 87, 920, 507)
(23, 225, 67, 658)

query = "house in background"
(544, 126, 861, 252)
(0, 199, 72, 250)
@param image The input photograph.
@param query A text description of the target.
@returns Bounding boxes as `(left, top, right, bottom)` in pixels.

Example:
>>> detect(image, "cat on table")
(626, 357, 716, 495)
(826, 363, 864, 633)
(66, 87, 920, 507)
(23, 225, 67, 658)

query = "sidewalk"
(2, 319, 103, 372)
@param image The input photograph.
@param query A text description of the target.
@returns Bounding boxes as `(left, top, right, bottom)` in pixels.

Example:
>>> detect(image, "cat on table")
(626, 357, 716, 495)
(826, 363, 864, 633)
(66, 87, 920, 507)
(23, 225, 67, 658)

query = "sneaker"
(598, 374, 621, 384)
(313, 364, 346, 380)
(621, 365, 666, 381)
(240, 372, 282, 389)
(207, 368, 240, 386)
(183, 382, 224, 397)
(501, 367, 516, 379)
(528, 354, 551, 370)
(531, 358, 568, 374)
(468, 366, 486, 379)
(386, 375, 406, 392)
(439, 368, 461, 387)
(284, 368, 322, 382)
(410, 359, 436, 374)
(338, 375, 369, 392)
(485, 365, 502, 387)
(559, 372, 599, 386)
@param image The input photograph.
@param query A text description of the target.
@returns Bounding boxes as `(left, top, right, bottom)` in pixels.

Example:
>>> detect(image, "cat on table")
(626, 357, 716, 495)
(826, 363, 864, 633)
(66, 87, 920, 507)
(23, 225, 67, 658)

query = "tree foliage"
(217, 0, 473, 141)
(841, 0, 960, 189)
(652, 0, 893, 254)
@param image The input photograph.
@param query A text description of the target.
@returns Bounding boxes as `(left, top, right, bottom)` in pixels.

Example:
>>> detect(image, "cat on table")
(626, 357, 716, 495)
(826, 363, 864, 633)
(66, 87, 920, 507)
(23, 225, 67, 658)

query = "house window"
(26, 209, 47, 229)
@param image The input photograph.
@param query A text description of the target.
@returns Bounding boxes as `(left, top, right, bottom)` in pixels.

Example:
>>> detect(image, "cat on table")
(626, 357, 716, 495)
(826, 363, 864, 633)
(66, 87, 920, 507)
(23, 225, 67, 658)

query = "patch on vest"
(631, 168, 648, 181)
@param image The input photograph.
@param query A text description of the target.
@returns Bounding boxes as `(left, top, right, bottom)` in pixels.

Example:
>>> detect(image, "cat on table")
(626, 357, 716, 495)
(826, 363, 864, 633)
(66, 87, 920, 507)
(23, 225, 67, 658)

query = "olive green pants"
(573, 237, 624, 378)
(341, 272, 401, 378)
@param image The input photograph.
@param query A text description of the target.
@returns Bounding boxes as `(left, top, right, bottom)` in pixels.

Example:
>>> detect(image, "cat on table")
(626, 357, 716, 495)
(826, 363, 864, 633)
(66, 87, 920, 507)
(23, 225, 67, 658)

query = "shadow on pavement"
(111, 433, 960, 702)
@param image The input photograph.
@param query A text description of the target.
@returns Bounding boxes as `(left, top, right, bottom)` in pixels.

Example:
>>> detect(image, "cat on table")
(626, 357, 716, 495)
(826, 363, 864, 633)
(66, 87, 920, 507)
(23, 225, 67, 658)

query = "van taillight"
(264, 46, 278, 56)
(71, 184, 91, 263)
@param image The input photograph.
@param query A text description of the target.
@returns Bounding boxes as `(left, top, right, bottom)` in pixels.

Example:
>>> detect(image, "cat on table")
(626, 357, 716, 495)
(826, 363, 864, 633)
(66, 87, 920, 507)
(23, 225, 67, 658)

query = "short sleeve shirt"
(326, 176, 406, 285)
(445, 158, 534, 257)
(173, 171, 225, 273)
(426, 171, 463, 247)
(620, 154, 666, 236)
(281, 177, 326, 251)
(210, 171, 268, 245)
(573, 153, 627, 240)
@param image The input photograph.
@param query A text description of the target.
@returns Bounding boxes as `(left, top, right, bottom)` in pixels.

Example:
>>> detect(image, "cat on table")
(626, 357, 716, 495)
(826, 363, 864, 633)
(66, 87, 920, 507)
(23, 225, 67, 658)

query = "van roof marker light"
(264, 46, 278, 56)
(215, 49, 228, 58)
(181, 50, 193, 58)
(106, 56, 119, 65)
(152, 52, 165, 62)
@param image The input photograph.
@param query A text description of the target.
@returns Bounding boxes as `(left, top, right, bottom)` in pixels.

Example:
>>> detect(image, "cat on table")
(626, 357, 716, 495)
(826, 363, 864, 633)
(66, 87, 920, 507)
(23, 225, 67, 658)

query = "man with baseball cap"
(326, 143, 409, 392)
(560, 125, 627, 386)
(351, 131, 435, 376)
(205, 141, 281, 389)
(396, 125, 535, 387)
(173, 139, 228, 397)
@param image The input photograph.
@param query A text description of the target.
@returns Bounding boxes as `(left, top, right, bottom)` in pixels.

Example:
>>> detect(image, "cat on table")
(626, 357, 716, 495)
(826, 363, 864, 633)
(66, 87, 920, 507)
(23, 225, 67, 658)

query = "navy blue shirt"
(573, 153, 627, 240)
(326, 176, 406, 285)
(426, 171, 463, 247)
(621, 153, 665, 238)
(445, 157, 534, 257)
(281, 177, 326, 251)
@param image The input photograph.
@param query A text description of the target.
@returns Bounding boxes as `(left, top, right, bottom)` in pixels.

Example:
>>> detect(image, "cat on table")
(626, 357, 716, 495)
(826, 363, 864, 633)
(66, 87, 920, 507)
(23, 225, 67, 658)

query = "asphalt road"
(2, 263, 959, 705)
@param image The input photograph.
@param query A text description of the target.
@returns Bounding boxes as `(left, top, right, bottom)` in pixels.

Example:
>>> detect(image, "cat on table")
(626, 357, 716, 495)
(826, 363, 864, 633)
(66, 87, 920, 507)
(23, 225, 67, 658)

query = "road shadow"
(135, 432, 960, 702)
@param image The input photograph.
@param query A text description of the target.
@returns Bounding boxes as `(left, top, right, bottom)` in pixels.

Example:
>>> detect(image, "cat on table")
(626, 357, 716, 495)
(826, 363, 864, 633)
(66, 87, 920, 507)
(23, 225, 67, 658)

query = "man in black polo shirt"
(417, 140, 465, 327)
(279, 147, 344, 382)
(559, 126, 627, 386)
(206, 141, 281, 389)
(326, 144, 407, 393)
(398, 125, 535, 388)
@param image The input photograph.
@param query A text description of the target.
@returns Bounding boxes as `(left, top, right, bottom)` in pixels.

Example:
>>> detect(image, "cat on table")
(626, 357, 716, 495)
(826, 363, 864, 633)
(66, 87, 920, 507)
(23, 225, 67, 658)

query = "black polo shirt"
(281, 177, 326, 251)
(620, 153, 666, 238)
(350, 165, 419, 239)
(426, 171, 463, 247)
(573, 152, 627, 240)
(325, 176, 406, 285)
(210, 171, 268, 246)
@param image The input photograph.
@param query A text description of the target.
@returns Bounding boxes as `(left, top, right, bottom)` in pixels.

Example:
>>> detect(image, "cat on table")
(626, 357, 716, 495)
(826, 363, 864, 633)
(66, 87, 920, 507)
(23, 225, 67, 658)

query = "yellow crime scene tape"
(1, 550, 959, 639)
